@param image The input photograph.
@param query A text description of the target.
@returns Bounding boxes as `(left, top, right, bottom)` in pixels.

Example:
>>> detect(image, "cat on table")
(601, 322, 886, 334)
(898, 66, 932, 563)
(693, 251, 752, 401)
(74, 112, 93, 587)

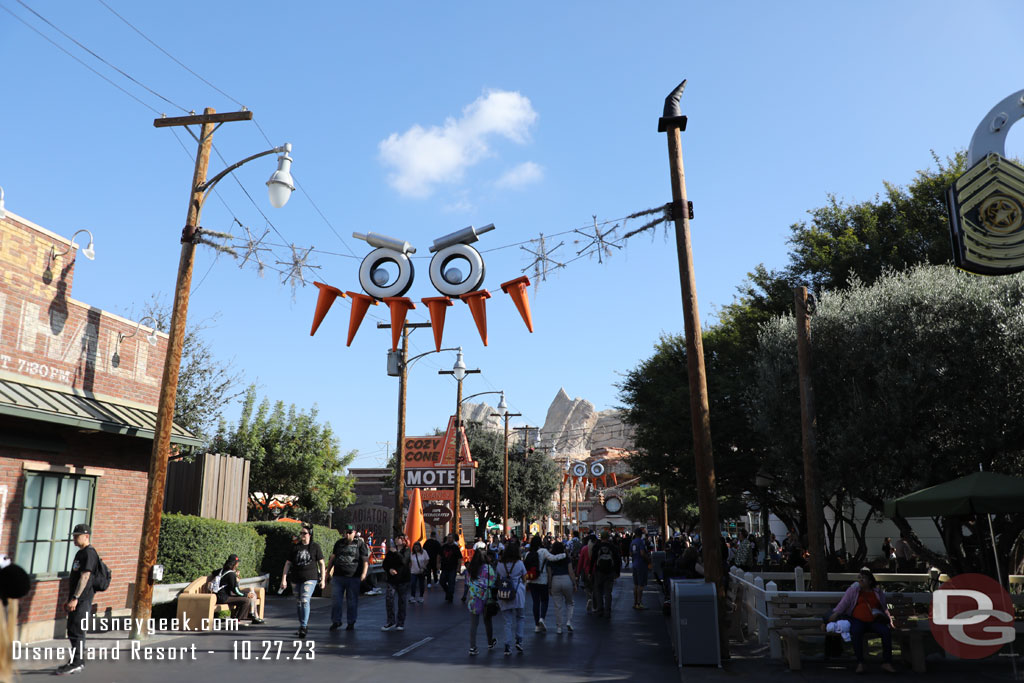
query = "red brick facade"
(0, 212, 170, 639)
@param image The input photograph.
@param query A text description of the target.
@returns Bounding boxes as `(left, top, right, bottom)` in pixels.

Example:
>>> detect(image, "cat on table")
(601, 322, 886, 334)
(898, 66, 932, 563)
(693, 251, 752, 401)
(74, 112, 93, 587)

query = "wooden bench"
(176, 575, 266, 630)
(768, 592, 926, 672)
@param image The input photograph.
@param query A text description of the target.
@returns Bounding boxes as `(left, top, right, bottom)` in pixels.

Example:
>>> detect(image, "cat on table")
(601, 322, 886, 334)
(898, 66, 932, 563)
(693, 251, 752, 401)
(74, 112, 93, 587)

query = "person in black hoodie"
(381, 535, 412, 630)
(217, 554, 264, 624)
(423, 531, 442, 588)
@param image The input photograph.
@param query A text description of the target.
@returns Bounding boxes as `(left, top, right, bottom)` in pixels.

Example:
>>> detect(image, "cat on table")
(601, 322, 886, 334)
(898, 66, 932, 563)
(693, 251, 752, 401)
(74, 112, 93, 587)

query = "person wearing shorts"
(629, 528, 650, 610)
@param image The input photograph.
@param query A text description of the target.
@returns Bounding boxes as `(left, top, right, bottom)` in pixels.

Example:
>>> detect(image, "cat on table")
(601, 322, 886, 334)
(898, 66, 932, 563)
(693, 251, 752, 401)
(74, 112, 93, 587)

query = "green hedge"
(157, 514, 266, 584)
(248, 522, 341, 589)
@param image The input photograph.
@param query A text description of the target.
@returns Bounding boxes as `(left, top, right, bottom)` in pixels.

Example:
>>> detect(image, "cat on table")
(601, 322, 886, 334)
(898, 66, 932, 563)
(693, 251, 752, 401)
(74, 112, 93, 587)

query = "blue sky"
(2, 2, 1023, 468)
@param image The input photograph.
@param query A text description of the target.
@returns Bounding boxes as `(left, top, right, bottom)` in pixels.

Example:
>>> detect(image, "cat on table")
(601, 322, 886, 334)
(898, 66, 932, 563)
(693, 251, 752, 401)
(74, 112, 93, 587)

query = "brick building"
(0, 210, 200, 642)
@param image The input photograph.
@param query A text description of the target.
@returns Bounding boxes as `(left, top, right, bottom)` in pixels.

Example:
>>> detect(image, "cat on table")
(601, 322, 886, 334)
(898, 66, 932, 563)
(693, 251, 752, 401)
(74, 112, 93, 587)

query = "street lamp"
(490, 392, 520, 537)
(131, 108, 292, 639)
(438, 349, 479, 540)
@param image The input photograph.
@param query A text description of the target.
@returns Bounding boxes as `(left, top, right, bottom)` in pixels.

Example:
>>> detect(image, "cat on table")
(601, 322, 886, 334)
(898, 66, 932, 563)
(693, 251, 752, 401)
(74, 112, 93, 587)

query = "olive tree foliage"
(211, 385, 357, 520)
(751, 265, 1024, 574)
(137, 296, 245, 444)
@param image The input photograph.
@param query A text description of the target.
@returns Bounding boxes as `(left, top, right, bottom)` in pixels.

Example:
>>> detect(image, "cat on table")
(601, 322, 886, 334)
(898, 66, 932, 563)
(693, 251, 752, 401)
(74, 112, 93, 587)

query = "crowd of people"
(267, 524, 660, 656)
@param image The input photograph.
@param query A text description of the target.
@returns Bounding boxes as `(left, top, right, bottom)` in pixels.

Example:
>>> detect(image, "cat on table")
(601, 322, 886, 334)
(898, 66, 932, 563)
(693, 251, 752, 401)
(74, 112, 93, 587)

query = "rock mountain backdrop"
(463, 388, 634, 455)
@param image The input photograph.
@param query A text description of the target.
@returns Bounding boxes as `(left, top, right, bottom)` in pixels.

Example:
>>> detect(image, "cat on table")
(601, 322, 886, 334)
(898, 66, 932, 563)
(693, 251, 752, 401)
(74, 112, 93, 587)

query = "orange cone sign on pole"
(421, 296, 453, 351)
(311, 282, 346, 336)
(383, 297, 417, 350)
(404, 487, 426, 547)
(611, 472, 618, 486)
(460, 290, 492, 346)
(344, 291, 379, 346)
(500, 276, 534, 332)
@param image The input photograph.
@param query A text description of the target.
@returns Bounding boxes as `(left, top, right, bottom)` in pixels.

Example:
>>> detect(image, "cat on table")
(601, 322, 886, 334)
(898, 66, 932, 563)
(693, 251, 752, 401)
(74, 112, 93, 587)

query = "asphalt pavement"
(15, 570, 1024, 682)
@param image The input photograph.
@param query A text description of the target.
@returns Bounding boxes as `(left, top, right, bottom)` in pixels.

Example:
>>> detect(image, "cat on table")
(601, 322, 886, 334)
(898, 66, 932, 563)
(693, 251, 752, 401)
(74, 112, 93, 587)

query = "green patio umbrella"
(884, 470, 1024, 589)
(883, 471, 1024, 518)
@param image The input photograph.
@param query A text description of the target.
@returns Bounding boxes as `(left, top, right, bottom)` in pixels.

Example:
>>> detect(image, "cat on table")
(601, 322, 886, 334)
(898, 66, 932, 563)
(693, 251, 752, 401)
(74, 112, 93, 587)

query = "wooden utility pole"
(453, 378, 464, 540)
(794, 286, 828, 590)
(393, 326, 409, 535)
(131, 108, 253, 639)
(659, 81, 724, 594)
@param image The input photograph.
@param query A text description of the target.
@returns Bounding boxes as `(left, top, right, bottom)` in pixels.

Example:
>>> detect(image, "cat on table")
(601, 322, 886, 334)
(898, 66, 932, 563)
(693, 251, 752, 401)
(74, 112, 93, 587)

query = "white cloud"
(495, 161, 543, 189)
(379, 90, 538, 198)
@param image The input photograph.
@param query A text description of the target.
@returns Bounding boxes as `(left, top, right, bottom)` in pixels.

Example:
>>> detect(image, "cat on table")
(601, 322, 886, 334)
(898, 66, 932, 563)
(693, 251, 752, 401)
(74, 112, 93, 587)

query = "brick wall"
(0, 214, 166, 407)
(0, 425, 149, 627)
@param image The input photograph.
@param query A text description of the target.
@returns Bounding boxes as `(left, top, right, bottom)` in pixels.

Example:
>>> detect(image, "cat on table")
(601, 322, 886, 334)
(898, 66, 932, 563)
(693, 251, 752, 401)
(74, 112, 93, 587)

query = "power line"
(96, 0, 245, 108)
(0, 1, 161, 115)
(14, 0, 189, 114)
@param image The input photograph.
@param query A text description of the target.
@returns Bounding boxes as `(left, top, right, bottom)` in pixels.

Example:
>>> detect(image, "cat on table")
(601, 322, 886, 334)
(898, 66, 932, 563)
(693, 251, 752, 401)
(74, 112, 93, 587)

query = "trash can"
(670, 579, 721, 667)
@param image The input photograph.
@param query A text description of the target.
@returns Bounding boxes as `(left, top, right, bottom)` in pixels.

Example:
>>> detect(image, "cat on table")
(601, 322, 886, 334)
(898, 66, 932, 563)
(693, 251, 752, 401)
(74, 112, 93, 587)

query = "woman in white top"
(408, 542, 430, 604)
(524, 535, 566, 632)
(496, 542, 527, 656)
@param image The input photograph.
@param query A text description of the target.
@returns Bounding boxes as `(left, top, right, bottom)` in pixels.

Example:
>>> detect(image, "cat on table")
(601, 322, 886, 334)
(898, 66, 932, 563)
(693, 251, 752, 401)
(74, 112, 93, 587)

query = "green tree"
(508, 442, 559, 527)
(211, 385, 357, 520)
(461, 421, 507, 537)
(137, 296, 245, 443)
(751, 265, 1024, 574)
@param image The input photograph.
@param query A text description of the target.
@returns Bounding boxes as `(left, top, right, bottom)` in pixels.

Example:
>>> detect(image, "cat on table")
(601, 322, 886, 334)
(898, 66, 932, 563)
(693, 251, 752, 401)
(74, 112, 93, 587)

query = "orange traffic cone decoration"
(611, 472, 618, 486)
(310, 282, 346, 336)
(344, 291, 379, 346)
(404, 487, 426, 547)
(460, 289, 491, 346)
(499, 276, 534, 333)
(383, 297, 417, 350)
(421, 296, 453, 351)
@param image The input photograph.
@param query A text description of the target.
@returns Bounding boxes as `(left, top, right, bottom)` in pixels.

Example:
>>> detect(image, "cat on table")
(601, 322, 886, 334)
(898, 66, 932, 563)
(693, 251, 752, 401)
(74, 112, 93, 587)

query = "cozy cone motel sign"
(404, 415, 477, 489)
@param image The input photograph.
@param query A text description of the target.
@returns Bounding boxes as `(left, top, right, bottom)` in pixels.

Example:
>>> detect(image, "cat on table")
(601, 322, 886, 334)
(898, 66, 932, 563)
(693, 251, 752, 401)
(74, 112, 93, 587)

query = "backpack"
(595, 544, 614, 573)
(495, 562, 516, 601)
(207, 568, 230, 594)
(92, 554, 111, 592)
(524, 550, 540, 581)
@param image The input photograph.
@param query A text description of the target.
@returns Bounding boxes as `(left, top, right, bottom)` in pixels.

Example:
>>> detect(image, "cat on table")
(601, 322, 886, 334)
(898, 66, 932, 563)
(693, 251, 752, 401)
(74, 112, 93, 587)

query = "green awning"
(0, 378, 203, 447)
(883, 471, 1024, 518)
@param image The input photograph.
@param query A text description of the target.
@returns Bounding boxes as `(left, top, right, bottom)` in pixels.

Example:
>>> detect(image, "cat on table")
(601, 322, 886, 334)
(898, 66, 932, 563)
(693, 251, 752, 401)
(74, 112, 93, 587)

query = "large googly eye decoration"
(590, 461, 605, 477)
(358, 247, 415, 299)
(353, 232, 417, 299)
(571, 462, 588, 478)
(429, 243, 485, 297)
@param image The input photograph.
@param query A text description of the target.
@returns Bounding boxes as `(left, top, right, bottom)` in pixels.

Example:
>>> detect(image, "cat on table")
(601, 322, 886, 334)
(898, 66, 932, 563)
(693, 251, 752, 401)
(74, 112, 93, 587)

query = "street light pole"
(131, 108, 293, 639)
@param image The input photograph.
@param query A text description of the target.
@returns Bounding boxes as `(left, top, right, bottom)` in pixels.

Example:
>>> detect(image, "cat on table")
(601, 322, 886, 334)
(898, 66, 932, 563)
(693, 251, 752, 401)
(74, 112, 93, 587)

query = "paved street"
(15, 572, 676, 682)
(15, 571, 1023, 682)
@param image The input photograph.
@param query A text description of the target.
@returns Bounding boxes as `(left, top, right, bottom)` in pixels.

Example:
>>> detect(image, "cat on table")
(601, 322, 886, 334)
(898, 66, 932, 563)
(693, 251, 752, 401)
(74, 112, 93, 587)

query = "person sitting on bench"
(217, 554, 264, 624)
(824, 568, 895, 674)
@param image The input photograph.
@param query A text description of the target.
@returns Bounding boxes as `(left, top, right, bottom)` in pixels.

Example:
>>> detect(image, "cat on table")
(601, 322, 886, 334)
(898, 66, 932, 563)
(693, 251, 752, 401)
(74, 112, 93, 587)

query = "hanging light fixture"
(266, 143, 295, 208)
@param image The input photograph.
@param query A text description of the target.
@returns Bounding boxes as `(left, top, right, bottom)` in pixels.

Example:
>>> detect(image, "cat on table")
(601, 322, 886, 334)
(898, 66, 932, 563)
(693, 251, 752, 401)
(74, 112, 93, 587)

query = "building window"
(16, 473, 95, 576)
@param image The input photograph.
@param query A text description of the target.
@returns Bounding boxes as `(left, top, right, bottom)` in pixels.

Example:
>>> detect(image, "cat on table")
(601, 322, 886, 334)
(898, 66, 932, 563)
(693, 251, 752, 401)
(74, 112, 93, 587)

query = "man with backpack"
(592, 531, 620, 618)
(56, 524, 101, 676)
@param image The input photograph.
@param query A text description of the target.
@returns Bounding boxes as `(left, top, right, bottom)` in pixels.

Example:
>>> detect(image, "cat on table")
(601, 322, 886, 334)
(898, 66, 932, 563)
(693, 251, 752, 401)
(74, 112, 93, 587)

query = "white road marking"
(392, 636, 433, 658)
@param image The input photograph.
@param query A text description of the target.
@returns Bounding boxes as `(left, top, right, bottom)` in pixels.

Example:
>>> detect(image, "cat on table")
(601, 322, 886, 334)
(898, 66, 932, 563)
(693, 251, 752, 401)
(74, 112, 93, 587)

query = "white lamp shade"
(145, 331, 158, 346)
(452, 350, 467, 381)
(266, 153, 295, 209)
(496, 392, 508, 416)
(81, 239, 95, 260)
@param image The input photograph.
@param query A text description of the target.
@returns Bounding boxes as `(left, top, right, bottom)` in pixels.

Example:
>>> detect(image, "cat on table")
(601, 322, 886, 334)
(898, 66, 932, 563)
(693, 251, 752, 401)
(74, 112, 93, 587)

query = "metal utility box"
(670, 579, 721, 667)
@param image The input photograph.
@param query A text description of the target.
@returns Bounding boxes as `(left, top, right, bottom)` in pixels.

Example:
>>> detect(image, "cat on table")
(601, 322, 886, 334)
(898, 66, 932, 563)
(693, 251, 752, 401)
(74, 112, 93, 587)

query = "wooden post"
(662, 87, 724, 595)
(454, 378, 463, 540)
(394, 326, 409, 535)
(130, 107, 216, 639)
(794, 286, 828, 591)
(503, 414, 510, 535)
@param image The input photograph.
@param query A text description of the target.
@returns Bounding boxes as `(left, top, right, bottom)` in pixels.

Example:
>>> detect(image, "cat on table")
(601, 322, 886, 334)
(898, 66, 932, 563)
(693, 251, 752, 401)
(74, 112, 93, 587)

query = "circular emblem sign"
(930, 573, 1015, 659)
(422, 504, 453, 526)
